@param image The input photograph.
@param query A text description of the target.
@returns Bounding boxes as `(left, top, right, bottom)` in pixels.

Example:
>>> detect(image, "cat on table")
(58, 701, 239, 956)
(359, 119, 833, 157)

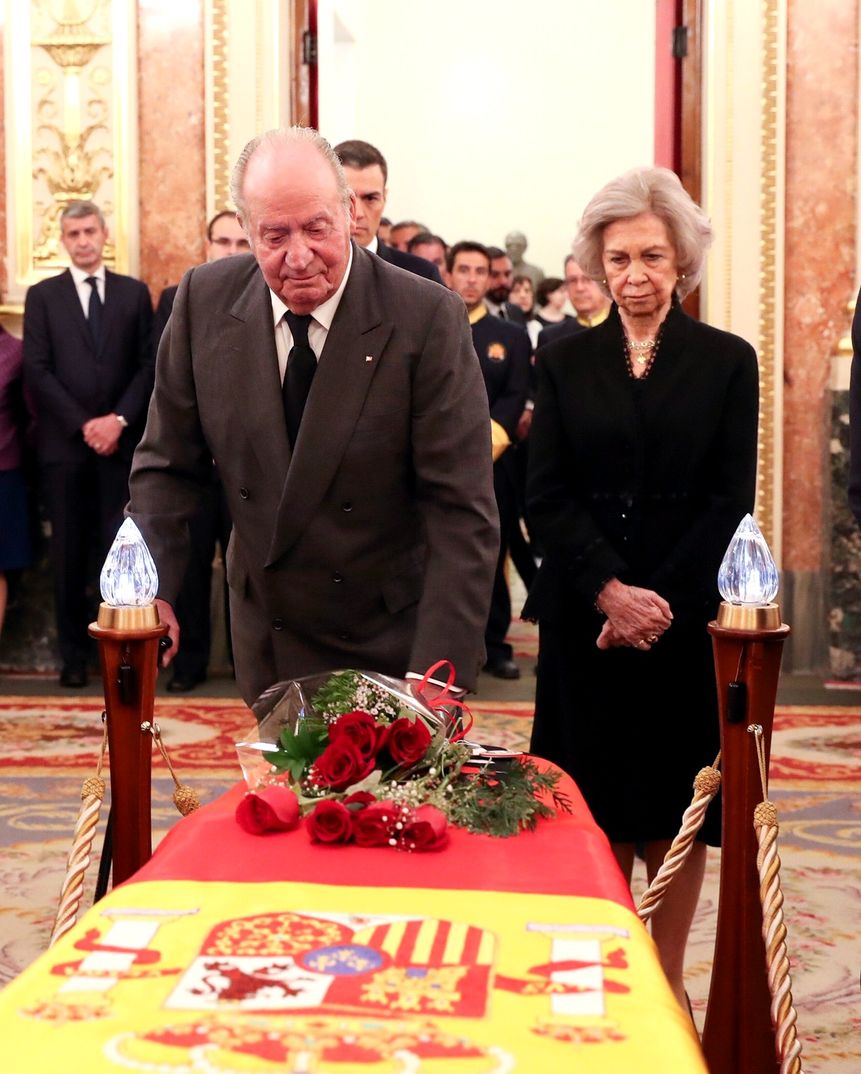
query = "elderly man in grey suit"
(128, 127, 498, 707)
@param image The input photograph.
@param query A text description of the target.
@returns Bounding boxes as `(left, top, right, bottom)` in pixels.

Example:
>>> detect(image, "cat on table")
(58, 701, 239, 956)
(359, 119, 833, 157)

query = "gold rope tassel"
(750, 725, 805, 1074)
(49, 718, 109, 947)
(149, 721, 200, 816)
(637, 754, 721, 924)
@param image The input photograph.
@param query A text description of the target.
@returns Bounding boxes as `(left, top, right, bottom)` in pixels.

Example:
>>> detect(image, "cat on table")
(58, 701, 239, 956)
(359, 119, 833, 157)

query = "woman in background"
(0, 322, 32, 638)
(510, 274, 541, 348)
(533, 276, 573, 329)
(524, 166, 759, 1011)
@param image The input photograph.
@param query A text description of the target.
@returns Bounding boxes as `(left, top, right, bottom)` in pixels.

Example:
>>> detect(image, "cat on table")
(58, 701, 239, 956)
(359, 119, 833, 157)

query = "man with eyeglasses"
(153, 211, 250, 341)
(537, 255, 611, 348)
(151, 210, 250, 692)
(333, 140, 442, 284)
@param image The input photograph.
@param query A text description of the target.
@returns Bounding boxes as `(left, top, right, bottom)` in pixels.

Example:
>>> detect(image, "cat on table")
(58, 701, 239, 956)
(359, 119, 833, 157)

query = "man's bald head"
(232, 128, 357, 315)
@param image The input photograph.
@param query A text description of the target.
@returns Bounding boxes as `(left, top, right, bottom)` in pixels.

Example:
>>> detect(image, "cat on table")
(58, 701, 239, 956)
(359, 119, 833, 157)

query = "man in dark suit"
(23, 200, 154, 686)
(388, 220, 427, 252)
(152, 210, 249, 692)
(153, 210, 250, 342)
(407, 231, 447, 276)
(128, 128, 498, 707)
(445, 241, 531, 680)
(484, 247, 528, 327)
(333, 140, 443, 285)
(536, 255, 611, 349)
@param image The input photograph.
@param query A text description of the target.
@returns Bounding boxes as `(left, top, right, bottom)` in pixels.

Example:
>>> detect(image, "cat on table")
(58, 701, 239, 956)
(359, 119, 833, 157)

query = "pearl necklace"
(623, 324, 665, 379)
(625, 337, 656, 364)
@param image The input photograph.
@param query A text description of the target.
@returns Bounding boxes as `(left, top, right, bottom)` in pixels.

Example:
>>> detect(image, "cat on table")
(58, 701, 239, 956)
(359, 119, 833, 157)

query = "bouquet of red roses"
(235, 668, 569, 851)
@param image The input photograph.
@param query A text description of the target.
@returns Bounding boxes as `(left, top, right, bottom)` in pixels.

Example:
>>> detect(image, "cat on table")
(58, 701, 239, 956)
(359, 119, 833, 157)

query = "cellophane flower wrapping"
(234, 668, 569, 845)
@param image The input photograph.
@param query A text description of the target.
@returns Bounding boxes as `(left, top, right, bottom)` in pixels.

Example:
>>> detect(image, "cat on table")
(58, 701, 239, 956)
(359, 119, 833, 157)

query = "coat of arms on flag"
(165, 910, 496, 1018)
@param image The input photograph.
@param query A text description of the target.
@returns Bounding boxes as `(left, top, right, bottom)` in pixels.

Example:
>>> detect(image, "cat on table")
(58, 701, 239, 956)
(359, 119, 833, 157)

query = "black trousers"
(171, 476, 233, 679)
(41, 455, 130, 665)
(484, 458, 515, 664)
(506, 440, 538, 587)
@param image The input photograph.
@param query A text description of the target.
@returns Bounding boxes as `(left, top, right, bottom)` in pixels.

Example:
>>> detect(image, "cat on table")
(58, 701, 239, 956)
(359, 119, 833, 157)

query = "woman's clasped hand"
(595, 578, 672, 650)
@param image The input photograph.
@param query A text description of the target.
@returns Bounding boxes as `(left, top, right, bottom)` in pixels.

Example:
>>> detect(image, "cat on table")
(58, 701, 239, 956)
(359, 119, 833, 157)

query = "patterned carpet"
(0, 695, 858, 1071)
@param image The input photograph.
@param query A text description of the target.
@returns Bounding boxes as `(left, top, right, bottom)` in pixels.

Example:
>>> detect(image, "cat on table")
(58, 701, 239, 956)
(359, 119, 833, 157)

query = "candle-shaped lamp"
(89, 519, 167, 885)
(703, 514, 789, 1074)
(96, 518, 161, 630)
(716, 513, 782, 630)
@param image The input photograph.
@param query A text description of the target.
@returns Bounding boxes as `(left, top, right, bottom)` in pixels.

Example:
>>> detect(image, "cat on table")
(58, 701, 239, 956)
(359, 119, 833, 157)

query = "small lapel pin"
(365, 355, 374, 362)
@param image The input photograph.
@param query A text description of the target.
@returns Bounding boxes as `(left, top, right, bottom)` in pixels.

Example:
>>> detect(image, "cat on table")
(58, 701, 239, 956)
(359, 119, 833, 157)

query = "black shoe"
(59, 662, 88, 688)
(167, 670, 206, 693)
(484, 658, 521, 680)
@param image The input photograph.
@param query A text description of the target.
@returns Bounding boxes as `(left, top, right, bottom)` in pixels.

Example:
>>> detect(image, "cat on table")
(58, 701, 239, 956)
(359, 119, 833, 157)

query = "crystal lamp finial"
(717, 514, 779, 606)
(99, 518, 159, 607)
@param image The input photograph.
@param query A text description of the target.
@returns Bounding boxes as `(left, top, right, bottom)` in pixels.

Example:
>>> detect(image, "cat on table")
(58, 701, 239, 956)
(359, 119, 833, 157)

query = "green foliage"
(254, 670, 569, 838)
(447, 759, 572, 838)
(312, 671, 402, 722)
(270, 720, 328, 781)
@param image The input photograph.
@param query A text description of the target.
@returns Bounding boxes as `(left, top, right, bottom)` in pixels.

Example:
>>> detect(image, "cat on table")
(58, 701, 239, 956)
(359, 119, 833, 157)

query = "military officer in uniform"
(445, 241, 531, 679)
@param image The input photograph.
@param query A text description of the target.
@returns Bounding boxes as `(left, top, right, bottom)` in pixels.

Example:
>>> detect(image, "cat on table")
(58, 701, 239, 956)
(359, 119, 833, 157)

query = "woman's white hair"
(571, 166, 713, 300)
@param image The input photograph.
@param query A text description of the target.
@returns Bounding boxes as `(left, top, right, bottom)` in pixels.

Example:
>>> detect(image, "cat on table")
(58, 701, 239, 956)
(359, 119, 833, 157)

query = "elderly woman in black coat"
(525, 166, 759, 1012)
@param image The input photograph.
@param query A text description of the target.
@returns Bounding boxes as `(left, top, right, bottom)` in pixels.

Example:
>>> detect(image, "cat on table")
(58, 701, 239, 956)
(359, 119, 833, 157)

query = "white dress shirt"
(69, 263, 105, 318)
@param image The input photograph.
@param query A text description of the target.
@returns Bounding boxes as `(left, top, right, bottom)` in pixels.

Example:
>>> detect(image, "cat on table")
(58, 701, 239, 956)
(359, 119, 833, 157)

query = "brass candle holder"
(88, 520, 167, 886)
(702, 515, 789, 1074)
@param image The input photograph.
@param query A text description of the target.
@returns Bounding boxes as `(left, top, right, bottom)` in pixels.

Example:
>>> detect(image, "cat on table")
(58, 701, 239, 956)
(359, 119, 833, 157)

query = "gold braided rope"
(50, 717, 109, 947)
(749, 725, 805, 1074)
(148, 721, 200, 816)
(636, 754, 721, 923)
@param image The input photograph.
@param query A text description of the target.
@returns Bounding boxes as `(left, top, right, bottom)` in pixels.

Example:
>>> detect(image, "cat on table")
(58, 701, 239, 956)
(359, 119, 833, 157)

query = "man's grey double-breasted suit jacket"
(128, 244, 499, 705)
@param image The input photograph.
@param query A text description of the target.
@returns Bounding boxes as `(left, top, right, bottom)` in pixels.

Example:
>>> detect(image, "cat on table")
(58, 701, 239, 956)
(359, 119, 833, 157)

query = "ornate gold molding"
(722, 0, 734, 331)
(756, 0, 783, 552)
(207, 0, 231, 214)
(4, 0, 138, 294)
(703, 0, 784, 557)
(203, 1, 293, 219)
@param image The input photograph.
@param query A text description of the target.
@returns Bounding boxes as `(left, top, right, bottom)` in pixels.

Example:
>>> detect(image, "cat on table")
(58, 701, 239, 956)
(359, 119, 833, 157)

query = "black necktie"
(86, 276, 102, 348)
(282, 311, 317, 448)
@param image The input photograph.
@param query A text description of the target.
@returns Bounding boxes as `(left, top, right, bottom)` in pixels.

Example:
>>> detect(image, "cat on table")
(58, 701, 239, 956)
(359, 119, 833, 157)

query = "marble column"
(783, 0, 858, 672)
(137, 2, 207, 302)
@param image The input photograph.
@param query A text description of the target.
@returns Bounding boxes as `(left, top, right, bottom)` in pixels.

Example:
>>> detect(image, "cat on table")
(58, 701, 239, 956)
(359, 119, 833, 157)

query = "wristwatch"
(115, 414, 128, 428)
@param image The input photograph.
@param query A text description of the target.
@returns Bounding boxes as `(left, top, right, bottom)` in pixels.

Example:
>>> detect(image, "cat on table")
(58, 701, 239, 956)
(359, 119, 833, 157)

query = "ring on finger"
(647, 634, 659, 644)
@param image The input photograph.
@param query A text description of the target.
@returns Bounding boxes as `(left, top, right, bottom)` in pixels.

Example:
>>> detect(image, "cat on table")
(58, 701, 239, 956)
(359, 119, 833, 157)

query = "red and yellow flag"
(1, 877, 705, 1072)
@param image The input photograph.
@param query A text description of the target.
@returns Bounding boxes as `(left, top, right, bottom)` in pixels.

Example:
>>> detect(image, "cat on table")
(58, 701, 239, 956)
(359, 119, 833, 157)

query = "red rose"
(313, 738, 377, 791)
(235, 785, 300, 834)
(402, 805, 449, 851)
(329, 711, 386, 760)
(343, 790, 377, 809)
(386, 717, 432, 767)
(307, 799, 354, 844)
(353, 800, 398, 847)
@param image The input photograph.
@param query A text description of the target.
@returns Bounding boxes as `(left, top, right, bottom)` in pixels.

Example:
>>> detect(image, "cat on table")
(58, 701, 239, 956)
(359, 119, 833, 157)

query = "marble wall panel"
(783, 0, 858, 573)
(828, 387, 861, 677)
(137, 1, 206, 303)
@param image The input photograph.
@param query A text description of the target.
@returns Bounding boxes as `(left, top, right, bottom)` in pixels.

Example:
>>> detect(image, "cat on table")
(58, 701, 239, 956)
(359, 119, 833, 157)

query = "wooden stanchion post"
(702, 614, 789, 1074)
(89, 606, 167, 887)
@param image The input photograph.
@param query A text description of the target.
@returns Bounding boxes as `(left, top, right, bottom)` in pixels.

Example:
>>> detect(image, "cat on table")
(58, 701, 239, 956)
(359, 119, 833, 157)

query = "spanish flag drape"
(0, 778, 707, 1072)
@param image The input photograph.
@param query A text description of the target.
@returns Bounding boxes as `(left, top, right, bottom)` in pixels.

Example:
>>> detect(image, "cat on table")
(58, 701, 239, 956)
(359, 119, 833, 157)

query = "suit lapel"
(223, 268, 292, 481)
(97, 269, 119, 358)
(265, 247, 392, 566)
